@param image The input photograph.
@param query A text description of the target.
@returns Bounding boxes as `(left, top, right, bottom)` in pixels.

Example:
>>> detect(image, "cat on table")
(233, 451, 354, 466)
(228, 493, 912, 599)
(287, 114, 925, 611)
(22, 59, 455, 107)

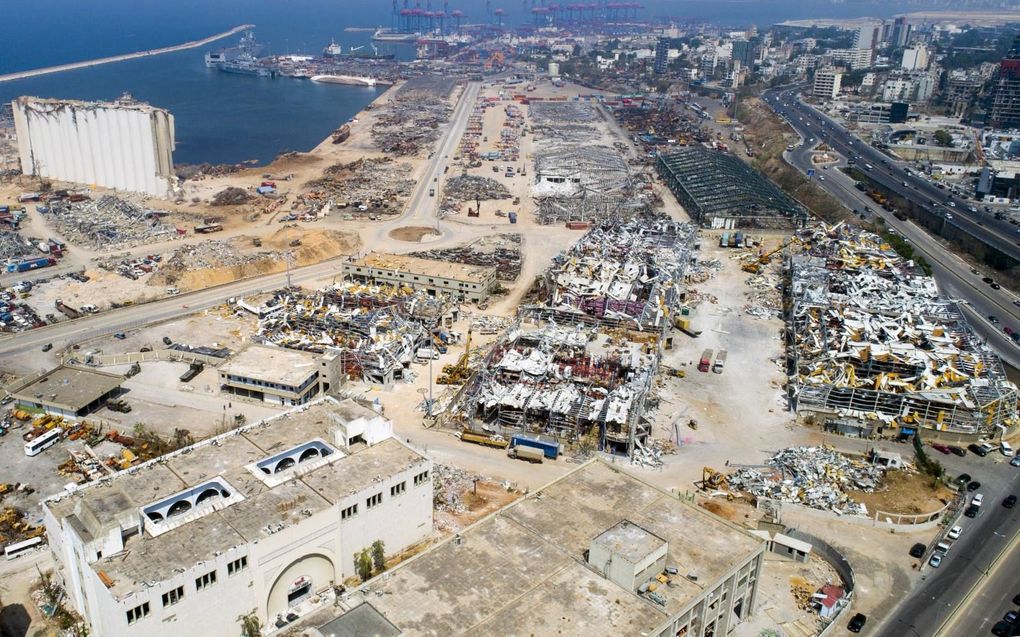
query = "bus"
(5, 536, 44, 560)
(24, 427, 63, 457)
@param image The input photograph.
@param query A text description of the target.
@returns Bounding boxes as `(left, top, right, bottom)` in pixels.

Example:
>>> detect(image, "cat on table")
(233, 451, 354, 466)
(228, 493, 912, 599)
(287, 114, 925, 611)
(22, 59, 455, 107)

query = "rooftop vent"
(141, 477, 243, 537)
(247, 438, 344, 487)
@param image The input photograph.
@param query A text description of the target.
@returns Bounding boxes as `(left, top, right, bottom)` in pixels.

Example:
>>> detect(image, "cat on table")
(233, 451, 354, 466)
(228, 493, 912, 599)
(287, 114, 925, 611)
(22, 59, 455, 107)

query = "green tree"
(355, 549, 373, 582)
(237, 610, 261, 637)
(371, 540, 386, 573)
(933, 129, 953, 147)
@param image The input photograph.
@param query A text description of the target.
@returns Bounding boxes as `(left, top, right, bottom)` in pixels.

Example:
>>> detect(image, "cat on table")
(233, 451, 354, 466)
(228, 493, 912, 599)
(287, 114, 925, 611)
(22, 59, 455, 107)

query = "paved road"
(0, 82, 483, 359)
(762, 87, 1020, 369)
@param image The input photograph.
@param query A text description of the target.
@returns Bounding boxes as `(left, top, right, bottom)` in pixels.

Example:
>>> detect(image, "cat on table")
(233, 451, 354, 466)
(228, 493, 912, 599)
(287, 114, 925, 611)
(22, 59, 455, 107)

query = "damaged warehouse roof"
(656, 147, 805, 228)
(522, 214, 696, 331)
(788, 223, 1018, 435)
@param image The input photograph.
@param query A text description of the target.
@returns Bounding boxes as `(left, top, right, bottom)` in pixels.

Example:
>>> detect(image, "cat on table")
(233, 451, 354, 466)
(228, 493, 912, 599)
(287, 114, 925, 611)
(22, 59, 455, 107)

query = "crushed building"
(297, 460, 766, 637)
(788, 223, 1018, 437)
(657, 146, 806, 229)
(342, 252, 497, 304)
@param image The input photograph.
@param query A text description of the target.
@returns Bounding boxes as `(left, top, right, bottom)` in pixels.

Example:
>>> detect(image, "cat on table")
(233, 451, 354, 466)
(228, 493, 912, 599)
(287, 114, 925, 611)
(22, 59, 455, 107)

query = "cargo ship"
(220, 58, 278, 78)
(205, 30, 264, 67)
(371, 28, 420, 43)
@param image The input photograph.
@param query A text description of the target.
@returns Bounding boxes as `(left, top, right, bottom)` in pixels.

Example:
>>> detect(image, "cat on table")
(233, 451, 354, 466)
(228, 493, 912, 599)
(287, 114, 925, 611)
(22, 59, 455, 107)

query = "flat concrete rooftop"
(348, 252, 495, 284)
(44, 398, 426, 600)
(329, 460, 763, 636)
(218, 343, 319, 386)
(10, 365, 124, 411)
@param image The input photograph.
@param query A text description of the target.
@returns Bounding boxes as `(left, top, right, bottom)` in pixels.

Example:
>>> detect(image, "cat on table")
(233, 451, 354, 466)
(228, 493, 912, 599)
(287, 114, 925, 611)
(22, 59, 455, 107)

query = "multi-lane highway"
(763, 86, 1020, 368)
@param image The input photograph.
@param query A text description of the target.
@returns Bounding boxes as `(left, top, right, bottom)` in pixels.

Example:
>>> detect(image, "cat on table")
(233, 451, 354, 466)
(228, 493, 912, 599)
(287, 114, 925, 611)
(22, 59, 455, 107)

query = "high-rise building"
(853, 23, 879, 50)
(654, 37, 669, 74)
(892, 17, 912, 47)
(901, 45, 929, 71)
(732, 39, 755, 68)
(813, 68, 843, 100)
(991, 36, 1020, 127)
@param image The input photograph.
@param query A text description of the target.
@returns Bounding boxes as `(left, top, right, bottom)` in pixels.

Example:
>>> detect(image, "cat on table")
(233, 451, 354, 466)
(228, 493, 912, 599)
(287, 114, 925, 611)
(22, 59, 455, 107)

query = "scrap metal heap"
(45, 195, 177, 250)
(788, 223, 1018, 436)
(457, 322, 658, 455)
(371, 77, 456, 156)
(522, 214, 697, 332)
(533, 144, 647, 225)
(529, 101, 601, 143)
(254, 282, 451, 385)
(726, 447, 884, 517)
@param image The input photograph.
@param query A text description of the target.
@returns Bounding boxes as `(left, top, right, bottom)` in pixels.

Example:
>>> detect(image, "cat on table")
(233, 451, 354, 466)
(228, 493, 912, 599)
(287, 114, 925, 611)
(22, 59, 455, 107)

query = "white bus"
(24, 427, 63, 457)
(5, 536, 43, 560)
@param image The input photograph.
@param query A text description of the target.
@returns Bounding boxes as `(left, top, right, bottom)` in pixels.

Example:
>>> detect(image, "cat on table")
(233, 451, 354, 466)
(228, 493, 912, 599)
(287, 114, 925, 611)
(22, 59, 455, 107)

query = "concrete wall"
(13, 97, 175, 198)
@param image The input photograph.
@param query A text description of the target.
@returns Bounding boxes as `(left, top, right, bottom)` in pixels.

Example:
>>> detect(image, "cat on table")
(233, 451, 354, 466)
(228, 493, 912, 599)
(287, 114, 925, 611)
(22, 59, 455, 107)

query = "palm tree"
(238, 610, 261, 637)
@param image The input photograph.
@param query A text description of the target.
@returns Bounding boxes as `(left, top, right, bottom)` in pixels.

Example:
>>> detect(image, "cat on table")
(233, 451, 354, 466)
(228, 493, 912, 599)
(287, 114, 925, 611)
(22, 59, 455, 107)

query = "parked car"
(947, 526, 962, 540)
(1002, 441, 1015, 456)
(967, 481, 982, 492)
(955, 473, 972, 486)
(1005, 610, 1019, 624)
(973, 493, 984, 506)
(928, 554, 942, 568)
(949, 446, 967, 457)
(1004, 495, 1017, 509)
(993, 620, 1012, 637)
(970, 443, 989, 456)
(114, 332, 126, 340)
(931, 443, 951, 454)
(162, 336, 172, 345)
(909, 543, 926, 558)
(1011, 456, 1020, 467)
(964, 504, 979, 518)
(847, 613, 867, 633)
(41, 343, 52, 352)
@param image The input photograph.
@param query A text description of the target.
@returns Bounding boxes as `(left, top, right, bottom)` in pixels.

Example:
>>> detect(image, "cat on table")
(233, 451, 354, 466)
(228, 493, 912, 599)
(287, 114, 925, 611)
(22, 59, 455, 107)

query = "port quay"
(0, 24, 255, 83)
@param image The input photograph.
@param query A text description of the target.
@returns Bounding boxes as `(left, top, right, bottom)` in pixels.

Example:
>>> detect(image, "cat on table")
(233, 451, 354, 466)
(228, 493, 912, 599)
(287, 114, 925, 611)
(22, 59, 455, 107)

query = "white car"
(1002, 441, 1014, 456)
(947, 526, 962, 540)
(972, 493, 984, 506)
(929, 554, 942, 568)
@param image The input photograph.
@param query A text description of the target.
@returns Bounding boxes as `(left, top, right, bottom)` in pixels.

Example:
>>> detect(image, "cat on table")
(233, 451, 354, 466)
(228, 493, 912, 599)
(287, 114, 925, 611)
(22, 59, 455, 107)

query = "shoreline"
(0, 23, 255, 83)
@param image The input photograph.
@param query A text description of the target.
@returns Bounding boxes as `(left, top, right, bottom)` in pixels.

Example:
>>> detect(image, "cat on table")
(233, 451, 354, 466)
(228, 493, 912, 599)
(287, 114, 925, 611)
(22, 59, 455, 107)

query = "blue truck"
(510, 434, 560, 460)
(5, 257, 55, 273)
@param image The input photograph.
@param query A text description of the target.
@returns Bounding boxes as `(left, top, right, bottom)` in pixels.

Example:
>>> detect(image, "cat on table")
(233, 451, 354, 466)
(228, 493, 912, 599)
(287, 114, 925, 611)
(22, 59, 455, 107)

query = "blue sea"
(1, 0, 927, 165)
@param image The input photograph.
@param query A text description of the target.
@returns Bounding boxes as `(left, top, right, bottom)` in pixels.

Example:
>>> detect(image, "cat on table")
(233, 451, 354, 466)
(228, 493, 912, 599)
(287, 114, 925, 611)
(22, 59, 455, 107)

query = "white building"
(218, 344, 323, 406)
(12, 95, 175, 198)
(42, 397, 431, 637)
(901, 45, 929, 71)
(830, 47, 873, 70)
(813, 68, 843, 100)
(853, 23, 879, 50)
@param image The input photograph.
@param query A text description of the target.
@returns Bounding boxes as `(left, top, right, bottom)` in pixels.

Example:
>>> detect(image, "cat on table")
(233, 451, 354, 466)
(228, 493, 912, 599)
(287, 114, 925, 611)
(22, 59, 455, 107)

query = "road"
(763, 87, 1020, 369)
(0, 82, 483, 359)
(0, 24, 255, 83)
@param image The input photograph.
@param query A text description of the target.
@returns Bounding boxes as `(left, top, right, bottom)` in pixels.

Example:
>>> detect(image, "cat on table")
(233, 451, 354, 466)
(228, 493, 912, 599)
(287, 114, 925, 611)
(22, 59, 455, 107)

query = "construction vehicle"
(741, 237, 802, 274)
(437, 328, 472, 385)
(458, 430, 509, 449)
(700, 467, 729, 491)
(698, 349, 713, 373)
(106, 399, 132, 413)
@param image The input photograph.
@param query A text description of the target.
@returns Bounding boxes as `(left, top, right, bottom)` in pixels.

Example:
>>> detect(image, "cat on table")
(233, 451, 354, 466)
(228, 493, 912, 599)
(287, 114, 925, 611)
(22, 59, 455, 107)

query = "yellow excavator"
(436, 329, 473, 385)
(742, 237, 803, 274)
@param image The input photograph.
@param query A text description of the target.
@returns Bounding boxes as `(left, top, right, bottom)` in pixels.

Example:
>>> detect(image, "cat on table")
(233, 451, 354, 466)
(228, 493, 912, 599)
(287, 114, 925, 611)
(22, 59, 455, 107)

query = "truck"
(458, 430, 509, 449)
(698, 349, 714, 373)
(510, 434, 560, 460)
(193, 223, 223, 234)
(508, 445, 544, 463)
(180, 362, 204, 382)
(712, 350, 727, 374)
(55, 300, 82, 320)
(508, 211, 517, 224)
(5, 257, 55, 273)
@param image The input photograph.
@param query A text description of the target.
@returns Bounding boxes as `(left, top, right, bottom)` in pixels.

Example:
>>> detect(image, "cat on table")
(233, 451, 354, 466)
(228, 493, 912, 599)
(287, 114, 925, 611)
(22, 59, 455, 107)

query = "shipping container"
(712, 350, 727, 374)
(565, 221, 591, 230)
(510, 434, 560, 459)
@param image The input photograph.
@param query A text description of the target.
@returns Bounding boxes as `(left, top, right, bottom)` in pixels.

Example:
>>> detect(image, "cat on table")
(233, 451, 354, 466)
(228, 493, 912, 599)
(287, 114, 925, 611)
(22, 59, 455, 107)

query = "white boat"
(310, 74, 386, 87)
(371, 28, 420, 43)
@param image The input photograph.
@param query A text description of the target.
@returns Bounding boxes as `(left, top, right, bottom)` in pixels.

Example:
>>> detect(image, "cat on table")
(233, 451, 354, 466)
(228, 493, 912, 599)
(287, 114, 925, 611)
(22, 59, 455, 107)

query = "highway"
(763, 87, 1020, 369)
(0, 25, 255, 83)
(0, 81, 482, 359)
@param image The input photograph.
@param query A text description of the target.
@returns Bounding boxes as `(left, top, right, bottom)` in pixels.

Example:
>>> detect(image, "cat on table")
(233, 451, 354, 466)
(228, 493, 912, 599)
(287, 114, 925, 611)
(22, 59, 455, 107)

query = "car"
(970, 443, 990, 457)
(1014, 593, 1020, 606)
(968, 481, 982, 492)
(162, 336, 173, 345)
(1006, 610, 1019, 624)
(818, 175, 825, 181)
(113, 332, 126, 340)
(847, 612, 867, 632)
(955, 473, 972, 485)
(928, 554, 942, 568)
(909, 542, 926, 558)
(1011, 456, 1020, 467)
(993, 620, 1013, 637)
(949, 446, 967, 457)
(903, 181, 909, 187)
(973, 493, 984, 506)
(41, 343, 52, 352)
(983, 276, 994, 284)
(964, 504, 979, 518)
(1002, 441, 1015, 456)
(1014, 300, 1020, 308)
(947, 526, 962, 540)
(1005, 495, 1017, 508)
(990, 315, 1000, 324)
(1007, 327, 1016, 336)
(932, 443, 951, 454)
(992, 283, 1002, 289)
(945, 213, 953, 220)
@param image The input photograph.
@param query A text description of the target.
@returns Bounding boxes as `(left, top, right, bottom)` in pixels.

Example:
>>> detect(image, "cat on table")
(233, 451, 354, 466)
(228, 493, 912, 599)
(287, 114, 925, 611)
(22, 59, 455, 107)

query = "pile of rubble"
(304, 157, 414, 212)
(470, 313, 514, 335)
(726, 446, 885, 516)
(743, 272, 782, 319)
(210, 187, 253, 206)
(530, 101, 600, 142)
(443, 174, 510, 201)
(689, 258, 721, 284)
(372, 77, 455, 156)
(432, 463, 485, 515)
(157, 240, 282, 273)
(45, 195, 177, 249)
(412, 234, 522, 281)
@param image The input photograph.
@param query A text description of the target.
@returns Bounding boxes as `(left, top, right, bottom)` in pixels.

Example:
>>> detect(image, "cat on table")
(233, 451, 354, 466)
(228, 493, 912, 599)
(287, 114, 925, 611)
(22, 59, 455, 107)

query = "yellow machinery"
(742, 237, 802, 274)
(436, 328, 473, 385)
(700, 467, 729, 491)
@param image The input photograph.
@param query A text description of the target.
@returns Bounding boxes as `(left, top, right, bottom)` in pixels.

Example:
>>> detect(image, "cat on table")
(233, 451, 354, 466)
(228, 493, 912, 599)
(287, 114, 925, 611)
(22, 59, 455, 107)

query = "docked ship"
(220, 56, 278, 78)
(371, 28, 420, 43)
(310, 74, 386, 87)
(323, 39, 344, 58)
(205, 30, 265, 67)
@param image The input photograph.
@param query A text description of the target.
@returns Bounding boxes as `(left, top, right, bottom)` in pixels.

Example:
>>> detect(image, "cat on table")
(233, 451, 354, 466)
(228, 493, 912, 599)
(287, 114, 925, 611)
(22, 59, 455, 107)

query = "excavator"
(741, 236, 803, 274)
(436, 329, 473, 385)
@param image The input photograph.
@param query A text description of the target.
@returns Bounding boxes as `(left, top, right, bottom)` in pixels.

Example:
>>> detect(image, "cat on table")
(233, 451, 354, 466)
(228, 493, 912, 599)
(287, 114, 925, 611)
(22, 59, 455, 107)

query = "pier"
(0, 24, 255, 83)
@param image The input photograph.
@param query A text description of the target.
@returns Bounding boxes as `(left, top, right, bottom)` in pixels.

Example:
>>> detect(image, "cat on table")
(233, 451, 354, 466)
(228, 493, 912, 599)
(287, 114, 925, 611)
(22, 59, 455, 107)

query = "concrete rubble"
(411, 234, 522, 282)
(303, 157, 414, 217)
(788, 222, 1018, 437)
(726, 446, 884, 516)
(45, 195, 177, 250)
(443, 174, 510, 201)
(530, 101, 600, 142)
(372, 77, 456, 156)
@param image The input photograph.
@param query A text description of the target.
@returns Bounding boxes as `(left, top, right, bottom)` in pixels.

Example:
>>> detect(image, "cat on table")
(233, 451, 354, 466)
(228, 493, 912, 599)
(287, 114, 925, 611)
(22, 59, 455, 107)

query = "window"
(227, 556, 248, 575)
(390, 481, 406, 497)
(341, 504, 358, 520)
(161, 585, 184, 607)
(413, 470, 430, 487)
(126, 602, 150, 624)
(195, 570, 217, 590)
(366, 492, 383, 509)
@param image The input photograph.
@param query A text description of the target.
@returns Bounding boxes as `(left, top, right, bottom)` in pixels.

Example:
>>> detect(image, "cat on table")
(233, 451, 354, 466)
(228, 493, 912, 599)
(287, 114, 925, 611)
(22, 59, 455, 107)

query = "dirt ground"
(735, 553, 844, 637)
(389, 226, 441, 242)
(434, 479, 521, 535)
(850, 469, 955, 517)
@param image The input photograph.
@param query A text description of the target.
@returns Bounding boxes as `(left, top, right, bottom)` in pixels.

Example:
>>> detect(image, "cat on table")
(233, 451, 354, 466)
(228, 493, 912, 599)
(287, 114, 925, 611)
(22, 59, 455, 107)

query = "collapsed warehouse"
(44, 195, 177, 249)
(521, 214, 697, 331)
(788, 223, 1018, 438)
(372, 76, 456, 156)
(448, 215, 697, 456)
(533, 144, 650, 225)
(657, 146, 807, 229)
(253, 282, 456, 385)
